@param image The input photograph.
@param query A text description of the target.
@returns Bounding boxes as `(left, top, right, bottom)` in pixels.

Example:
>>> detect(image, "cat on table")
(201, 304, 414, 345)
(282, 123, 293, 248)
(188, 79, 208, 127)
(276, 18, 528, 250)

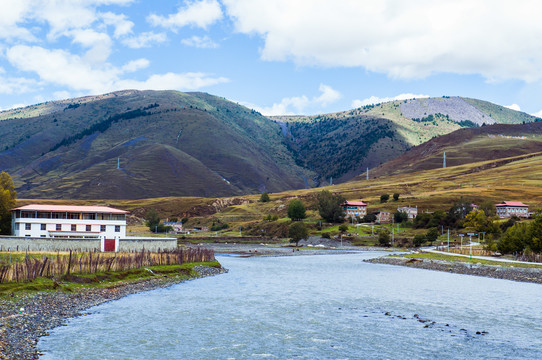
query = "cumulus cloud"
(6, 45, 228, 94)
(222, 0, 542, 82)
(181, 35, 218, 48)
(247, 84, 341, 115)
(148, 0, 223, 31)
(100, 12, 134, 38)
(351, 93, 430, 108)
(532, 110, 542, 118)
(504, 104, 521, 111)
(122, 32, 167, 48)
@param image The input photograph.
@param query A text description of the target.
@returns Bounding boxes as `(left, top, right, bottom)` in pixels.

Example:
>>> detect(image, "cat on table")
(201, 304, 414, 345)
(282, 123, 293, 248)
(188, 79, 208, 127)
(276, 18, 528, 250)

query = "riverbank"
(0, 265, 227, 360)
(366, 256, 542, 284)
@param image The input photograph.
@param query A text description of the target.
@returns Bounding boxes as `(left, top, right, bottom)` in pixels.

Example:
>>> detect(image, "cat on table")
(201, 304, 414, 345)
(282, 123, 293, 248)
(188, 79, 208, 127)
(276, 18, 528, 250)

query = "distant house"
(495, 201, 529, 218)
(164, 221, 183, 233)
(375, 211, 391, 224)
(341, 200, 367, 218)
(397, 206, 418, 220)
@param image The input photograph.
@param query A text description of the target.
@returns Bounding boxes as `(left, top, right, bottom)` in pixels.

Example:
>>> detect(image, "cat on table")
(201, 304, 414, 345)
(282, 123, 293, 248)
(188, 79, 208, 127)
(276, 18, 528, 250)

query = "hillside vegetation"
(0, 90, 313, 199)
(1, 91, 539, 199)
(274, 96, 539, 185)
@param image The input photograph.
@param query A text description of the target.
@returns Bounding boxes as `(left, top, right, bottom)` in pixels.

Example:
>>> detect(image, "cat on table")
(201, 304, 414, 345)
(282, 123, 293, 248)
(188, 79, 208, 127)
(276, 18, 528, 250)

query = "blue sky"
(1, 0, 542, 116)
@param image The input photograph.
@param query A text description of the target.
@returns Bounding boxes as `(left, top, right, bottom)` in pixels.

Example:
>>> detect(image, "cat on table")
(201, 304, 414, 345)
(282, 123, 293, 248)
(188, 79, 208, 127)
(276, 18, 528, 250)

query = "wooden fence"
(0, 248, 214, 283)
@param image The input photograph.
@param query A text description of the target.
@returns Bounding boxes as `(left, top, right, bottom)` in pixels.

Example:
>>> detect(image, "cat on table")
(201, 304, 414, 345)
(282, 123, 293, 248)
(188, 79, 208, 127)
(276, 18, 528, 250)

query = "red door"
(104, 238, 115, 252)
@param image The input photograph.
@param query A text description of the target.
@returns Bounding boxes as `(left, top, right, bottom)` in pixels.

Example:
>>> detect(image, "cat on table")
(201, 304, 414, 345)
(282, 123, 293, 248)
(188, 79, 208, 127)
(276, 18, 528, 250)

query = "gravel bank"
(0, 265, 227, 360)
(366, 256, 542, 284)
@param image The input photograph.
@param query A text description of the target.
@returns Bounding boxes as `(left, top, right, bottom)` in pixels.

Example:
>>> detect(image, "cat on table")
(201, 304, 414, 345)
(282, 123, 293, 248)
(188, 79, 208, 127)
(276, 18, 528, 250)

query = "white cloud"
(181, 35, 218, 48)
(122, 32, 167, 48)
(504, 104, 521, 111)
(148, 0, 223, 31)
(116, 72, 229, 91)
(247, 84, 341, 116)
(6, 45, 228, 94)
(0, 74, 38, 94)
(121, 58, 150, 73)
(222, 0, 542, 82)
(101, 12, 134, 38)
(68, 28, 112, 63)
(351, 93, 430, 108)
(532, 110, 542, 118)
(53, 90, 72, 100)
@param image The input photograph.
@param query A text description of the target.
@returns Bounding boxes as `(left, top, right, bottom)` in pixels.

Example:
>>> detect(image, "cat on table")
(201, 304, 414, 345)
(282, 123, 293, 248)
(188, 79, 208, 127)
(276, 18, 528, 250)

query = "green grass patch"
(0, 260, 221, 296)
(391, 252, 542, 269)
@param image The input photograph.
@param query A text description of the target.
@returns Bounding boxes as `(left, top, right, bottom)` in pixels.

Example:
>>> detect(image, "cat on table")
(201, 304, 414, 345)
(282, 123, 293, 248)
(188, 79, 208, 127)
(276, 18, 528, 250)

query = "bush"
(380, 194, 390, 203)
(210, 223, 229, 231)
(393, 193, 400, 201)
(321, 232, 331, 239)
(363, 213, 377, 223)
(378, 230, 390, 247)
(260, 192, 270, 202)
(413, 234, 426, 247)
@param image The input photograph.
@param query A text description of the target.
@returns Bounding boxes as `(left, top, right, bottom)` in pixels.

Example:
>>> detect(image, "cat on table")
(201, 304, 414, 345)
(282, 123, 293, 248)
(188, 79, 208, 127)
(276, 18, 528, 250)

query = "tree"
(317, 190, 346, 223)
(393, 193, 400, 201)
(425, 227, 440, 245)
(380, 194, 390, 203)
(378, 229, 390, 247)
(287, 199, 306, 221)
(338, 224, 349, 237)
(259, 192, 270, 202)
(363, 213, 377, 223)
(145, 208, 161, 232)
(394, 211, 408, 223)
(0, 172, 17, 235)
(289, 221, 308, 246)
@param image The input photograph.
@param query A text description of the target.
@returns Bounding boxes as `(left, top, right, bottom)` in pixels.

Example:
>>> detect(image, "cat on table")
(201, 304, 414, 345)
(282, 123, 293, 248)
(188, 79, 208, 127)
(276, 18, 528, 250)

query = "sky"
(1, 0, 542, 116)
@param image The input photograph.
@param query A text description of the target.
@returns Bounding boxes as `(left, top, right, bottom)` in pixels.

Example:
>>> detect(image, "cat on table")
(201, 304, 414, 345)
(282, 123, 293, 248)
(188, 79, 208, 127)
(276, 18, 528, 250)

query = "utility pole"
(443, 152, 446, 168)
(366, 167, 369, 180)
(447, 229, 450, 252)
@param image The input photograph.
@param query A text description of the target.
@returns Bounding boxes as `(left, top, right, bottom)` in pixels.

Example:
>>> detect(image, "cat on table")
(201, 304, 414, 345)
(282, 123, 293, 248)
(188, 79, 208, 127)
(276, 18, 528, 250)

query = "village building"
(375, 211, 391, 224)
(341, 200, 367, 218)
(5, 204, 176, 252)
(495, 201, 529, 218)
(397, 206, 418, 220)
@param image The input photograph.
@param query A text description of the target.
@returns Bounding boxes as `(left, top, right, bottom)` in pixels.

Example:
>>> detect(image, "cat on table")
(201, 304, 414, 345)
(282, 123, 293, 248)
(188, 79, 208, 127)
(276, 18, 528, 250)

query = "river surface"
(39, 252, 542, 359)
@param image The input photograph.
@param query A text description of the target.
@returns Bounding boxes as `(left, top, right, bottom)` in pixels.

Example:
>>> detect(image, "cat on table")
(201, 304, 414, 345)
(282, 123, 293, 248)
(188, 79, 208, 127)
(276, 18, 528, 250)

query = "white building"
(495, 201, 529, 218)
(397, 206, 418, 220)
(341, 200, 367, 218)
(11, 204, 128, 251)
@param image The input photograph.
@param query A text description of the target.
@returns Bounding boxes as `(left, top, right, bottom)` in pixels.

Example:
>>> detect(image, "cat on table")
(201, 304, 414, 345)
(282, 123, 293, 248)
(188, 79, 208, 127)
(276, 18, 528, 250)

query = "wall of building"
(0, 236, 177, 252)
(0, 236, 101, 252)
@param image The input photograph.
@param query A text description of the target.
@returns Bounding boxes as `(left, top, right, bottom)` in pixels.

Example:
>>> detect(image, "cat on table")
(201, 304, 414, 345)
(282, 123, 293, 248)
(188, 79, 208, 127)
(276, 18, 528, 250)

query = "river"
(38, 252, 542, 359)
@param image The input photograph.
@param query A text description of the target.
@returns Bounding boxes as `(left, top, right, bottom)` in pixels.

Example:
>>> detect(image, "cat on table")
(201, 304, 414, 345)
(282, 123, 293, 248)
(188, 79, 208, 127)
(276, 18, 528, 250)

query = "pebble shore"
(366, 256, 542, 284)
(0, 265, 227, 360)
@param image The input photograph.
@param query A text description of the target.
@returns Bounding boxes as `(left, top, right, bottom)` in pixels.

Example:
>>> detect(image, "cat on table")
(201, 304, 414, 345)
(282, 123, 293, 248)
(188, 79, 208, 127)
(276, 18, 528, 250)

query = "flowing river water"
(38, 252, 542, 359)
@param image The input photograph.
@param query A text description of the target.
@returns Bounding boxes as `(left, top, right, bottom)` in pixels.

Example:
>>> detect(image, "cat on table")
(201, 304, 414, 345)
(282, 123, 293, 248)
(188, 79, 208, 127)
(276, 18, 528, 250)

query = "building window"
(40, 235, 46, 237)
(41, 224, 46, 231)
(25, 223, 31, 230)
(115, 225, 120, 232)
(71, 224, 76, 232)
(100, 225, 106, 232)
(56, 224, 61, 231)
(86, 225, 91, 232)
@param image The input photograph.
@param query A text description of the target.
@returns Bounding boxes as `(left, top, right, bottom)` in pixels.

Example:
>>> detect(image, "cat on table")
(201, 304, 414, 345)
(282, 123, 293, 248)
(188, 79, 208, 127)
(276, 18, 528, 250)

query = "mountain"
(0, 90, 314, 199)
(1, 91, 538, 200)
(368, 121, 542, 178)
(275, 96, 539, 185)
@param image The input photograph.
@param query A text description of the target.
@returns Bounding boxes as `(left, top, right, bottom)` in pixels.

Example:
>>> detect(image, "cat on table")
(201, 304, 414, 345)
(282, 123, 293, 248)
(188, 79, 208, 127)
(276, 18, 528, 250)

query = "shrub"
(287, 199, 306, 221)
(380, 194, 390, 203)
(260, 192, 270, 202)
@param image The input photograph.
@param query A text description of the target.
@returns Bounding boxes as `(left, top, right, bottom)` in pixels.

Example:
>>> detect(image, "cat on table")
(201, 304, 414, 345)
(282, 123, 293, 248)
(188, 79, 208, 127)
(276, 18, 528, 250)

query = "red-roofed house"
(341, 200, 367, 218)
(495, 201, 529, 218)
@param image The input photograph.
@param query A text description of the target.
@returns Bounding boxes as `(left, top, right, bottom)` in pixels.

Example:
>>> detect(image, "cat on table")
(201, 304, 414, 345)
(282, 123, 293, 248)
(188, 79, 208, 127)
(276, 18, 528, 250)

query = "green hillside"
(274, 96, 539, 185)
(0, 90, 314, 199)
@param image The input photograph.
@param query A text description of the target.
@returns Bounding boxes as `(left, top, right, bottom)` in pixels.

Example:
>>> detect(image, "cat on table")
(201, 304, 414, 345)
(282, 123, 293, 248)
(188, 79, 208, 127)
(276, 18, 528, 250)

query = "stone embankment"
(366, 256, 542, 284)
(0, 265, 227, 360)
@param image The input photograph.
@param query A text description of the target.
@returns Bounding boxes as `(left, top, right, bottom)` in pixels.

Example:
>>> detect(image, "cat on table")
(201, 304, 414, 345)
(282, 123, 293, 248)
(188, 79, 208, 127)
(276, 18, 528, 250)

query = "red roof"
(495, 201, 528, 207)
(11, 204, 129, 214)
(342, 201, 367, 206)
